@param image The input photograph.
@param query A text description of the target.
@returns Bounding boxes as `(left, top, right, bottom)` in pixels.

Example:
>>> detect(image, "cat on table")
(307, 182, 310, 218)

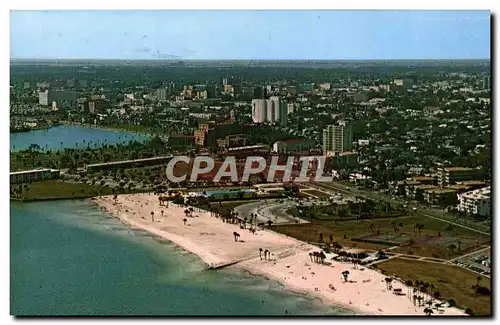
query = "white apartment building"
(457, 186, 491, 217)
(251, 99, 267, 123)
(38, 90, 49, 106)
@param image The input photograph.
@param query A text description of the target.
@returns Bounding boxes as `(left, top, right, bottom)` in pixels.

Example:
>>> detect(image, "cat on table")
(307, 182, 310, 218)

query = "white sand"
(93, 193, 466, 316)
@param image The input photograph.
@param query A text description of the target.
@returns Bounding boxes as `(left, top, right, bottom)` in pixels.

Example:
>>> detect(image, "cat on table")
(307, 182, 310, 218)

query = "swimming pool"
(187, 189, 255, 198)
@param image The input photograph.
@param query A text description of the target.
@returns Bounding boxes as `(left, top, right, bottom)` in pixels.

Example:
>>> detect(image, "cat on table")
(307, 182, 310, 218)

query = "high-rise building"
(323, 123, 353, 155)
(38, 90, 49, 106)
(483, 76, 491, 90)
(156, 88, 168, 102)
(66, 78, 75, 88)
(251, 99, 267, 123)
(251, 97, 287, 125)
(222, 78, 228, 86)
(268, 96, 287, 126)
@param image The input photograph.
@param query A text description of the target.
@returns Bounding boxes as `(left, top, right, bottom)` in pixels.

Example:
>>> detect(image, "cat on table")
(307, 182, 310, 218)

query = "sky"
(10, 10, 491, 60)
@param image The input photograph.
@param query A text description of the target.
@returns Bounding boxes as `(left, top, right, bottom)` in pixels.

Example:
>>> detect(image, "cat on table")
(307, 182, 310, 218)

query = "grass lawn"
(206, 200, 259, 216)
(376, 258, 491, 316)
(271, 214, 490, 258)
(12, 180, 116, 200)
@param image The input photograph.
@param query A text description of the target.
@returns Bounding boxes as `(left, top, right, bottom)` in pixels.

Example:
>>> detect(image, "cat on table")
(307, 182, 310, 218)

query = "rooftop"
(426, 188, 457, 194)
(443, 167, 473, 172)
(10, 168, 59, 175)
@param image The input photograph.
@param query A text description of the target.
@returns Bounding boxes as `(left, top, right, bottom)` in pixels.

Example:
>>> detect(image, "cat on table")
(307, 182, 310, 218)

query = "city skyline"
(10, 10, 491, 60)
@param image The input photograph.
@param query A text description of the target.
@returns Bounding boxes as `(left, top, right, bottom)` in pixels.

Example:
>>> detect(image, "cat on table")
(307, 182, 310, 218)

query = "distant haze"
(10, 10, 491, 60)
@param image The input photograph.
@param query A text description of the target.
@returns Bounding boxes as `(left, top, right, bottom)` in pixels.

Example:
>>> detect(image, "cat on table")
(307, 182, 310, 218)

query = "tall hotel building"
(322, 123, 353, 156)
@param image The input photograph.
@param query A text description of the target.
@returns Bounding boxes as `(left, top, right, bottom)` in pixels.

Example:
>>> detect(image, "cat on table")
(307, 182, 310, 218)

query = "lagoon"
(10, 125, 149, 152)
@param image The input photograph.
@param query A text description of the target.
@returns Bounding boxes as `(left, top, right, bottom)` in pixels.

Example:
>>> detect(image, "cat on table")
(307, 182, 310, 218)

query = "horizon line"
(10, 57, 491, 61)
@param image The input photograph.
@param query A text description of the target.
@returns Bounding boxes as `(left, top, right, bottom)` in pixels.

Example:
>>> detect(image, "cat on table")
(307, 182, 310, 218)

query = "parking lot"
(452, 247, 491, 277)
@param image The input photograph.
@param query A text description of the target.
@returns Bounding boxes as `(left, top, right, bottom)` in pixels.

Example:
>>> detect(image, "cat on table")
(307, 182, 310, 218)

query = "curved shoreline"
(92, 194, 466, 316)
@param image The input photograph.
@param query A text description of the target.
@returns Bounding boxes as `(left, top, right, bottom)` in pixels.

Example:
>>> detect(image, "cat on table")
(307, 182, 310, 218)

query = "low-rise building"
(217, 134, 248, 150)
(412, 176, 437, 185)
(168, 135, 195, 150)
(437, 167, 482, 187)
(10, 168, 60, 184)
(457, 186, 491, 217)
(409, 184, 439, 200)
(273, 138, 316, 154)
(424, 188, 458, 205)
(327, 151, 358, 169)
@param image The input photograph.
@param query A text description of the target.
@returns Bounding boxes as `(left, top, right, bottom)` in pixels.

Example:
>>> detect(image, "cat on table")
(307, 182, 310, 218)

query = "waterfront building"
(457, 186, 491, 217)
(38, 90, 49, 106)
(10, 168, 60, 184)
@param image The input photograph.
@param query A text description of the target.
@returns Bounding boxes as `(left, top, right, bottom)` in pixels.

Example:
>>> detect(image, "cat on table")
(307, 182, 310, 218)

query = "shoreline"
(92, 193, 467, 316)
(60, 121, 153, 137)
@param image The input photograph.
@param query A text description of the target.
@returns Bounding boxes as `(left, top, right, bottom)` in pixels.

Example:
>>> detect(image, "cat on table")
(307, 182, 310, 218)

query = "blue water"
(10, 200, 353, 316)
(10, 125, 149, 152)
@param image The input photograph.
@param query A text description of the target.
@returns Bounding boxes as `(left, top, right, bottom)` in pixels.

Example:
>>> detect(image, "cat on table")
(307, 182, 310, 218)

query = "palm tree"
(259, 248, 263, 260)
(423, 307, 434, 316)
(341, 270, 350, 282)
(264, 249, 269, 260)
(308, 252, 313, 262)
(385, 277, 393, 290)
(405, 280, 413, 300)
(150, 211, 155, 222)
(412, 294, 418, 306)
(113, 194, 118, 204)
(319, 251, 326, 264)
(161, 210, 164, 217)
(329, 234, 334, 243)
(183, 218, 187, 225)
(233, 231, 239, 242)
(418, 224, 424, 236)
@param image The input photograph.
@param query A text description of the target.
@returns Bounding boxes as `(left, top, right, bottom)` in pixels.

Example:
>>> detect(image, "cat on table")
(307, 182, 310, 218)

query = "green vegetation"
(10, 180, 115, 201)
(376, 258, 491, 316)
(10, 137, 168, 172)
(272, 211, 490, 259)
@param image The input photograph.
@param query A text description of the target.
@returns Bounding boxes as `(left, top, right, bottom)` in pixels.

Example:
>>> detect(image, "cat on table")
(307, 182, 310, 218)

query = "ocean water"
(10, 200, 354, 316)
(10, 125, 149, 152)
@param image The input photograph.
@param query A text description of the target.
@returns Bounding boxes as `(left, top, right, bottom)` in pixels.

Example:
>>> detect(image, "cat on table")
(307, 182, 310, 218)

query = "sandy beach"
(93, 193, 466, 316)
